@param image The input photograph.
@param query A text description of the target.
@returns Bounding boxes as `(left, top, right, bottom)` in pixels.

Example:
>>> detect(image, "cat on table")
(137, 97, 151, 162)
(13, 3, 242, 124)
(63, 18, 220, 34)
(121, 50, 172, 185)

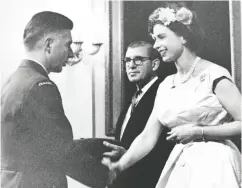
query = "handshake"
(101, 141, 127, 185)
(66, 138, 126, 188)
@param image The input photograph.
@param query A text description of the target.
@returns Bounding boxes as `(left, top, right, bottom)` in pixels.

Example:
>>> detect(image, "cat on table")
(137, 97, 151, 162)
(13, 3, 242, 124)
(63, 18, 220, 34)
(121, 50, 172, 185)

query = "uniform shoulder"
(27, 78, 61, 102)
(36, 79, 55, 87)
(30, 78, 58, 93)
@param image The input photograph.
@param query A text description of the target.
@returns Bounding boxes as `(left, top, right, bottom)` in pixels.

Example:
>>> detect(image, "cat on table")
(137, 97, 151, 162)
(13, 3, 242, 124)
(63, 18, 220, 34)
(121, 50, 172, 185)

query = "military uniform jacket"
(111, 79, 175, 188)
(1, 59, 74, 188)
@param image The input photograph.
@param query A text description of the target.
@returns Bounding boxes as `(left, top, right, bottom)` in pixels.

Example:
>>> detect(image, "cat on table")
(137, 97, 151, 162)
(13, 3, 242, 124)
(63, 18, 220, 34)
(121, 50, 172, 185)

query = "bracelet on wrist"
(200, 127, 206, 141)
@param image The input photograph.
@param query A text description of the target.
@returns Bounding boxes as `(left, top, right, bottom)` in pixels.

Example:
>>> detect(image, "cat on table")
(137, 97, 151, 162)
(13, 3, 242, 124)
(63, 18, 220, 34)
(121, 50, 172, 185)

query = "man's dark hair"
(23, 11, 73, 50)
(127, 41, 161, 61)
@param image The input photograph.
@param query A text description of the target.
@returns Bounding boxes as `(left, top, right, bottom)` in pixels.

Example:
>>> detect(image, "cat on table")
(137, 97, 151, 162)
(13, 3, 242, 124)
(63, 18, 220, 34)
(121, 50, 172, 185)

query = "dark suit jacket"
(110, 79, 175, 188)
(1, 60, 75, 188)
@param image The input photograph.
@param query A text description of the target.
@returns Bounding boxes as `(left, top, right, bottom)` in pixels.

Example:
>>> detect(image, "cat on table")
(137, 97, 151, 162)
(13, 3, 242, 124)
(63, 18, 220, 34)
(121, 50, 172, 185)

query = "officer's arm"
(21, 80, 73, 166)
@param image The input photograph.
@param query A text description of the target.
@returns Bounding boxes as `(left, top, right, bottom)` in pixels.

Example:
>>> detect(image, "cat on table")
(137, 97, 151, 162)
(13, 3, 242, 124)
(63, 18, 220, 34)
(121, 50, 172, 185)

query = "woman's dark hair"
(148, 2, 204, 54)
(23, 11, 73, 51)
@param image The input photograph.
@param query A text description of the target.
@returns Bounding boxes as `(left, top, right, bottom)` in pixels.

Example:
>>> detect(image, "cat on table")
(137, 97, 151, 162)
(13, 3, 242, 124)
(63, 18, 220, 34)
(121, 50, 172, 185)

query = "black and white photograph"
(1, 0, 241, 188)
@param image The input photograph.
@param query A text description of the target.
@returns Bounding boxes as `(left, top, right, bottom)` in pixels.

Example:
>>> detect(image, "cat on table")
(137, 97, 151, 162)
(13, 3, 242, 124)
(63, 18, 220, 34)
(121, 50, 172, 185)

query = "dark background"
(121, 1, 241, 149)
(122, 1, 231, 101)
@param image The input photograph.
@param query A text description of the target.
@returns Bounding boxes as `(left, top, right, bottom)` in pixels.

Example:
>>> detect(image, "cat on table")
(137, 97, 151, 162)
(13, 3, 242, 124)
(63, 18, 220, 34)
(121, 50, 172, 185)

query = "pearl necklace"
(174, 56, 201, 85)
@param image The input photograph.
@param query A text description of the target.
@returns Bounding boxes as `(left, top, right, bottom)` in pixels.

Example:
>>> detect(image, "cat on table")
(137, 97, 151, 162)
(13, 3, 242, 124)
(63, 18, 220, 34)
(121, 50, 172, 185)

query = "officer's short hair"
(23, 11, 73, 51)
(127, 41, 161, 61)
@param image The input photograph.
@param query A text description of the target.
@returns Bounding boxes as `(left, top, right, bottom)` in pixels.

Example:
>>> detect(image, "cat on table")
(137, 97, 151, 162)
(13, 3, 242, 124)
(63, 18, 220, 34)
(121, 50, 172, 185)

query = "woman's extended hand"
(167, 124, 202, 144)
(101, 157, 122, 185)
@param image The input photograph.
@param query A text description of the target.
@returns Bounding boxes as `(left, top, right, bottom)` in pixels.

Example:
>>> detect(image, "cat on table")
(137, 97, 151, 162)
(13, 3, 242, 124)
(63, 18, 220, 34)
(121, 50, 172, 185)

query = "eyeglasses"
(123, 56, 151, 66)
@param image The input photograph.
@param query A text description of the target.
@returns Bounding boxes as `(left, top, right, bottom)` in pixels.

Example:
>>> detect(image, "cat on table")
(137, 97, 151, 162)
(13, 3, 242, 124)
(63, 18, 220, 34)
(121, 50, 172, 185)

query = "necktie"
(131, 89, 142, 113)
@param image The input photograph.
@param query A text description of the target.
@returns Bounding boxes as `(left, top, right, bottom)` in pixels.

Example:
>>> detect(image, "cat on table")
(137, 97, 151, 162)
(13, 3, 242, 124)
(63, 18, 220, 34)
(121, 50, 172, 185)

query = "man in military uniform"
(1, 11, 76, 188)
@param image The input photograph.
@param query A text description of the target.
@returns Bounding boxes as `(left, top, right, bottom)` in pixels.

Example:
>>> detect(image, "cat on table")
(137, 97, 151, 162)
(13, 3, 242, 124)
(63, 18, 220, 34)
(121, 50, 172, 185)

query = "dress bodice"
(154, 63, 241, 188)
(154, 63, 232, 129)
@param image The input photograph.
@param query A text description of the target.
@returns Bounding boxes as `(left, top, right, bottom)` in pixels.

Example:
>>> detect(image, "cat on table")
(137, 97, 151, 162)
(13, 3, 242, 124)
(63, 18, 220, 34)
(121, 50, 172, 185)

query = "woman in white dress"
(102, 3, 241, 188)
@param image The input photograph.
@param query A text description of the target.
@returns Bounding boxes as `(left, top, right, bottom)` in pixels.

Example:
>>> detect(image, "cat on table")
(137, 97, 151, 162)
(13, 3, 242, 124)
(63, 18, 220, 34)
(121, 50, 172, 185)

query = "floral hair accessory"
(149, 7, 193, 26)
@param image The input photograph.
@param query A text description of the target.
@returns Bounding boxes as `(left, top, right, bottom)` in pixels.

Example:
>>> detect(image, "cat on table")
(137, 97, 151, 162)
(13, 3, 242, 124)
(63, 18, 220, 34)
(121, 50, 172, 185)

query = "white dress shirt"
(120, 76, 158, 139)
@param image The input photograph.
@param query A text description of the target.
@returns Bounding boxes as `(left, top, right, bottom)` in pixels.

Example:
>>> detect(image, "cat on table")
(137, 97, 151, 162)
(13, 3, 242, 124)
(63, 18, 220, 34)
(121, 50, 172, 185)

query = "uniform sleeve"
(20, 79, 74, 168)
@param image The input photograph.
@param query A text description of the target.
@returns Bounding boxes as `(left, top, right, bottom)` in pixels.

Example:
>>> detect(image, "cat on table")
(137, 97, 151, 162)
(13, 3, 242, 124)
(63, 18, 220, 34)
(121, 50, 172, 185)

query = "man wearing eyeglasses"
(103, 41, 175, 188)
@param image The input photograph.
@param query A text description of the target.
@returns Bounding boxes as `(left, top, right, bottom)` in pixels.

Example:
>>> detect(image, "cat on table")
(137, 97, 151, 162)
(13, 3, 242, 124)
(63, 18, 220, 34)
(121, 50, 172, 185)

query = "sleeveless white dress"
(154, 63, 241, 188)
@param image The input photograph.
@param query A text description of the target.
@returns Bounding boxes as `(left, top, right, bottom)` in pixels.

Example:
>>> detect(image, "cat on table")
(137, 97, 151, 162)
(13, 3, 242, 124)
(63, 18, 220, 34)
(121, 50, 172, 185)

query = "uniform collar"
(20, 59, 49, 78)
